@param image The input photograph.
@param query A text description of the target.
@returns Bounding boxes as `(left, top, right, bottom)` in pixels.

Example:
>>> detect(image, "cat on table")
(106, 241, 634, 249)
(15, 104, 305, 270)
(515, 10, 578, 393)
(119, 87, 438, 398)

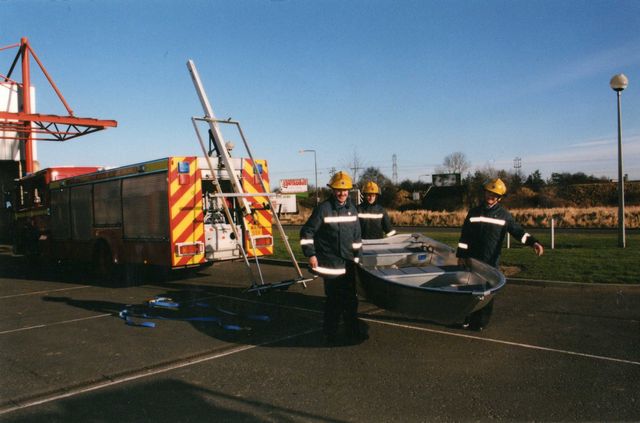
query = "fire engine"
(12, 155, 273, 279)
(9, 56, 307, 290)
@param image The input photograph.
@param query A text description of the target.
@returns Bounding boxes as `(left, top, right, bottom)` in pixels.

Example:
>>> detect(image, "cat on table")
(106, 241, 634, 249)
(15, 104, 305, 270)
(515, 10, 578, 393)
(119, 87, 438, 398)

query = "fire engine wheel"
(93, 243, 115, 282)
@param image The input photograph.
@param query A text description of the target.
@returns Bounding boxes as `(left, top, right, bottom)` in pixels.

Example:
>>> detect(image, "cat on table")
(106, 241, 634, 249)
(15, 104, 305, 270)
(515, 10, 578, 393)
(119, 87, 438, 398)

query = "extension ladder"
(187, 60, 313, 293)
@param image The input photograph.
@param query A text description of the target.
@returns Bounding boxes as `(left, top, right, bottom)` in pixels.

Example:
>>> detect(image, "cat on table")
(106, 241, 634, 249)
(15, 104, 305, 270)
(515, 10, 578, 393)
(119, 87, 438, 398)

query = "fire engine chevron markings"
(172, 206, 204, 242)
(170, 184, 200, 217)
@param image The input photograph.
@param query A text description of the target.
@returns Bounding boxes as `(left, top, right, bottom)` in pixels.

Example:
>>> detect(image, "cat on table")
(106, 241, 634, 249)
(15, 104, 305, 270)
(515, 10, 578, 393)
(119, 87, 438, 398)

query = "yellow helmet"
(362, 181, 379, 194)
(327, 171, 353, 190)
(484, 178, 507, 196)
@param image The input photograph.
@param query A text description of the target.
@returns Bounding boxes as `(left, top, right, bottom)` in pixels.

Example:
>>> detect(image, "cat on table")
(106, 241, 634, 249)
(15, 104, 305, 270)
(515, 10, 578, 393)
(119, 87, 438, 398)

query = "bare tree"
(436, 152, 471, 175)
(358, 167, 392, 187)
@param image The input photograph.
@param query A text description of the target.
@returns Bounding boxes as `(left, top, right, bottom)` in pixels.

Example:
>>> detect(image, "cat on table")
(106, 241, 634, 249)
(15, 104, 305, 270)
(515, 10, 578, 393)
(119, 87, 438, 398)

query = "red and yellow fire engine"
(6, 46, 304, 289)
(13, 155, 273, 278)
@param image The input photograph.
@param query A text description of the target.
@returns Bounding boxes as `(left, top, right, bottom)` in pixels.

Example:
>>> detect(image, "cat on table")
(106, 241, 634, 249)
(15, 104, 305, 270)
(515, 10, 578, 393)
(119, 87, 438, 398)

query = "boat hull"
(356, 234, 506, 325)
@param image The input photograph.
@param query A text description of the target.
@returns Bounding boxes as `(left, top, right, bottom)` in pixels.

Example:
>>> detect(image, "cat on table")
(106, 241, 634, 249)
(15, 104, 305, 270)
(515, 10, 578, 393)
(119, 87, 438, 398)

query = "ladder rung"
(212, 193, 275, 198)
(246, 277, 316, 293)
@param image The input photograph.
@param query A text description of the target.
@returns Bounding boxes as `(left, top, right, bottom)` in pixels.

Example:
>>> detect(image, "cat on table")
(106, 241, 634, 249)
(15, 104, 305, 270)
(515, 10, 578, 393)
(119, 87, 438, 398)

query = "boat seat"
(372, 265, 443, 276)
(366, 266, 452, 287)
(362, 247, 413, 255)
(361, 249, 433, 267)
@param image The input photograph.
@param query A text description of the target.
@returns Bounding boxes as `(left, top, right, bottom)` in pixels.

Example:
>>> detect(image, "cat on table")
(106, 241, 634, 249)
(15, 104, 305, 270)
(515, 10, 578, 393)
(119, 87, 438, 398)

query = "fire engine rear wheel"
(93, 242, 115, 282)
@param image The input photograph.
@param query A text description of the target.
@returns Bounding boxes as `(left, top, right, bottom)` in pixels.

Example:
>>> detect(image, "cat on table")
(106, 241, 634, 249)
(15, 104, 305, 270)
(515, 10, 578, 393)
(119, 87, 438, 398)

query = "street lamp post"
(610, 73, 629, 248)
(299, 149, 319, 205)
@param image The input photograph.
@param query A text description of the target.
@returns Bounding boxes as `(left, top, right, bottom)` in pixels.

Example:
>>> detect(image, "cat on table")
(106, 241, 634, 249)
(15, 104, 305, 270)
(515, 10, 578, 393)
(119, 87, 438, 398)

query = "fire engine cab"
(13, 155, 273, 279)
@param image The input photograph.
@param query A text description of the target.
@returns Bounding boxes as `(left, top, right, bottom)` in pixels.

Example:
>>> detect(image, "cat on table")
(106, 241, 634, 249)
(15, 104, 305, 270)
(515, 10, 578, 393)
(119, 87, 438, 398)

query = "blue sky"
(2, 0, 639, 188)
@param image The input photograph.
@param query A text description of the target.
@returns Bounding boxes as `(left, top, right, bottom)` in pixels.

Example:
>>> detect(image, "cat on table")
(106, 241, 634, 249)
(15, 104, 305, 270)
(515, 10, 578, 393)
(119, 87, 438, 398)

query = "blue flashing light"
(178, 161, 190, 173)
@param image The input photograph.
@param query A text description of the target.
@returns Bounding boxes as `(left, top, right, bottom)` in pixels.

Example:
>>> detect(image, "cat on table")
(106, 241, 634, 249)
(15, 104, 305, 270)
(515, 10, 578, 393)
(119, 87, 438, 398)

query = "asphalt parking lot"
(1, 250, 639, 422)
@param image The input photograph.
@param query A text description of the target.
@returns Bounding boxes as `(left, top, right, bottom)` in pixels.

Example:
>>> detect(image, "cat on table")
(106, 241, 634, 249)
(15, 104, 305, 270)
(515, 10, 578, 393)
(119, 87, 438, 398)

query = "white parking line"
(117, 292, 640, 367)
(0, 292, 321, 336)
(0, 328, 319, 415)
(213, 296, 640, 366)
(0, 314, 111, 335)
(0, 285, 91, 300)
(4, 289, 636, 368)
(361, 317, 640, 367)
(2, 292, 637, 416)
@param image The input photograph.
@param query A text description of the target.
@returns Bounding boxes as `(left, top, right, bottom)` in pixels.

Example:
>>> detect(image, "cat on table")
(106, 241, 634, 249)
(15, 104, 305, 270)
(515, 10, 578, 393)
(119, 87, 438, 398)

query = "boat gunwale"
(358, 233, 506, 297)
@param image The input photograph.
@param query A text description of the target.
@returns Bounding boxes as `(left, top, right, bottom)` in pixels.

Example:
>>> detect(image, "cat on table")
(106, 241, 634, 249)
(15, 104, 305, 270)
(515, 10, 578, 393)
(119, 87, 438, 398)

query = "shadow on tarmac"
(2, 249, 369, 348)
(0, 248, 209, 288)
(2, 378, 345, 423)
(41, 279, 369, 348)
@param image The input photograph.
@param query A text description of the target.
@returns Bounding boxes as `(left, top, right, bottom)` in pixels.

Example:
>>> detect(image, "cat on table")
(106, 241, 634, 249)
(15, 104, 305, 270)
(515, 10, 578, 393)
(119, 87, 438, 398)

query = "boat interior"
(360, 234, 499, 292)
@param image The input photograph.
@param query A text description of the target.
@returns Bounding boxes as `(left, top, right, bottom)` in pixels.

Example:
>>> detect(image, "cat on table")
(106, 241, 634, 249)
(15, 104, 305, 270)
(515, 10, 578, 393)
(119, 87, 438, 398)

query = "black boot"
(346, 319, 369, 341)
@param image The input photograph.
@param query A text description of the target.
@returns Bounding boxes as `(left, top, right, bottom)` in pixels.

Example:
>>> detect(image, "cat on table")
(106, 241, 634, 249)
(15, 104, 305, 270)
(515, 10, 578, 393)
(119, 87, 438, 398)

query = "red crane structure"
(0, 37, 117, 175)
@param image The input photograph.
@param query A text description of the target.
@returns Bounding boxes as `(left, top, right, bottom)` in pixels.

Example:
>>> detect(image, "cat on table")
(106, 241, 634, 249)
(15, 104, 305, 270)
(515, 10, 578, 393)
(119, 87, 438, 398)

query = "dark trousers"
(322, 266, 359, 336)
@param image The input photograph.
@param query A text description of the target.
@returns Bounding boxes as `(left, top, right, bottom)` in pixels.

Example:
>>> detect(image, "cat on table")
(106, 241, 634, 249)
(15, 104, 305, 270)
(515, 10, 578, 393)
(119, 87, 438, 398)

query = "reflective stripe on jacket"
(357, 202, 395, 239)
(300, 197, 362, 277)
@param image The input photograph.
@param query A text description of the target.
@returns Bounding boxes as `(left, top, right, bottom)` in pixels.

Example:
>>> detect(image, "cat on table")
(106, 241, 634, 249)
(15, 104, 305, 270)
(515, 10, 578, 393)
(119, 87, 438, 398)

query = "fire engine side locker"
(42, 157, 207, 271)
(106, 156, 206, 270)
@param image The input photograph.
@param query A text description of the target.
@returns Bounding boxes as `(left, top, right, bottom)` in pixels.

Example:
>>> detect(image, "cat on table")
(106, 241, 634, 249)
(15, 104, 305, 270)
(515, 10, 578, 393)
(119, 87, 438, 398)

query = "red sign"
(280, 178, 308, 193)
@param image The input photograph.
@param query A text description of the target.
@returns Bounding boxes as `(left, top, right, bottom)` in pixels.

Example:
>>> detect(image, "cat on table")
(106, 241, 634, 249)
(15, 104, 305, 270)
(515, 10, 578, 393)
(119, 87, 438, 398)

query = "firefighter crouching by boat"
(456, 178, 544, 268)
(300, 171, 367, 344)
(357, 181, 396, 239)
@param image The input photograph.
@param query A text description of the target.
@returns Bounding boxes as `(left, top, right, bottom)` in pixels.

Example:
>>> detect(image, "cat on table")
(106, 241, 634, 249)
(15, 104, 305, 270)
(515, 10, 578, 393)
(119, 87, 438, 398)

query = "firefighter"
(456, 178, 544, 331)
(456, 178, 544, 268)
(357, 181, 396, 239)
(300, 171, 366, 344)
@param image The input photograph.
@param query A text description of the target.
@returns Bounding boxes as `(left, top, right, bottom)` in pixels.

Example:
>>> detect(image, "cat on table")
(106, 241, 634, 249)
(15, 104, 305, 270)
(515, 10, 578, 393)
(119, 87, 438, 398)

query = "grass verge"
(272, 227, 639, 284)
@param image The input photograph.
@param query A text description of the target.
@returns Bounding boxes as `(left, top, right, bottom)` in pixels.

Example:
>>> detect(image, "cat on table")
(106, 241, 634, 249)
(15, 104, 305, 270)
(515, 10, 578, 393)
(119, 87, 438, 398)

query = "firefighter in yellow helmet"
(457, 178, 544, 268)
(300, 170, 366, 344)
(456, 178, 544, 329)
(357, 181, 396, 239)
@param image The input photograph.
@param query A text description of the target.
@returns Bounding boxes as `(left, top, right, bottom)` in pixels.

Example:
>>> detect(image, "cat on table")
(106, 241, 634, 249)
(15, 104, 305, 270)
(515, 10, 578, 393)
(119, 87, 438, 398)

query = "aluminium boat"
(355, 233, 506, 329)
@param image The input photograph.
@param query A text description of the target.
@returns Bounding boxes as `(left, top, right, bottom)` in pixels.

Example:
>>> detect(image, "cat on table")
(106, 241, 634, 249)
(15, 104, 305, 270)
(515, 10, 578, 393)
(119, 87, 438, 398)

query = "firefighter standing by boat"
(357, 181, 396, 239)
(456, 178, 544, 268)
(300, 171, 366, 344)
(456, 178, 544, 330)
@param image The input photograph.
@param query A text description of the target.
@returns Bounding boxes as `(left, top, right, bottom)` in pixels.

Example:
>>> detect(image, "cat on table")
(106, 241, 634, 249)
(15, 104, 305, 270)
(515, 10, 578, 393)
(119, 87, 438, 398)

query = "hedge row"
(285, 206, 640, 229)
(388, 206, 640, 229)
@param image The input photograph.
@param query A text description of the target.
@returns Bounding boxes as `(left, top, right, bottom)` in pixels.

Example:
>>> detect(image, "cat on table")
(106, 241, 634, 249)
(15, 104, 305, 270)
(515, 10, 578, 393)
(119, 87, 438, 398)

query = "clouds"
(526, 40, 640, 93)
(501, 133, 640, 179)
